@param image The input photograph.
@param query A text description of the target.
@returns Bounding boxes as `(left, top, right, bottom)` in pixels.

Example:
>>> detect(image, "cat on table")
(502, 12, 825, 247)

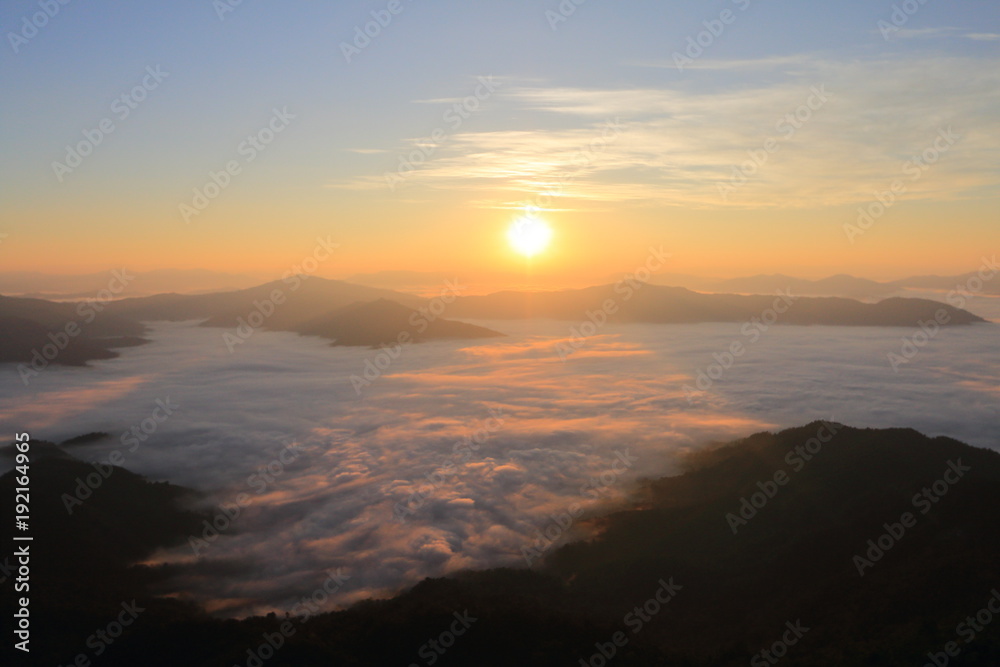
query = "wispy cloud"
(629, 53, 814, 72)
(880, 27, 1000, 42)
(882, 26, 959, 39)
(333, 54, 1000, 210)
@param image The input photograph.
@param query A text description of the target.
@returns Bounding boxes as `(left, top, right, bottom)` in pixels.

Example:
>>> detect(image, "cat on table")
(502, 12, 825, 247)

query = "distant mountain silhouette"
(0, 268, 262, 298)
(448, 284, 986, 326)
(0, 295, 148, 366)
(296, 298, 502, 346)
(2, 277, 987, 371)
(6, 267, 996, 302)
(0, 279, 501, 367)
(891, 272, 1000, 295)
(106, 276, 426, 324)
(644, 270, 1000, 299)
(106, 280, 502, 346)
(709, 273, 895, 299)
(5, 424, 999, 665)
(0, 295, 145, 338)
(345, 269, 457, 290)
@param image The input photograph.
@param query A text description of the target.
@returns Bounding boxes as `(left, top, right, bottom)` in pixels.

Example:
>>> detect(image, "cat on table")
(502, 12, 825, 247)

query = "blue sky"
(1, 0, 998, 280)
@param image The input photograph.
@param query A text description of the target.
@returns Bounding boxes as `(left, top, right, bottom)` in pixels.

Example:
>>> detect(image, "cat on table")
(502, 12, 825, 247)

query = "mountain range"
(0, 278, 988, 369)
(0, 269, 263, 299)
(650, 270, 999, 299)
(3, 268, 998, 301)
(446, 283, 985, 326)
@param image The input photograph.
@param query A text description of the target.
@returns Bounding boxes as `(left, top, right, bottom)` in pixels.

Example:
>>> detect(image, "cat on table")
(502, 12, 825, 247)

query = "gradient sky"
(1, 0, 998, 285)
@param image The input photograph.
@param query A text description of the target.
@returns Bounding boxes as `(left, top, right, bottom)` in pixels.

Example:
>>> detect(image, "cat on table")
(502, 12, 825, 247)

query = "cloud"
(883, 27, 959, 40)
(880, 28, 1000, 42)
(332, 54, 1000, 210)
(630, 54, 812, 72)
(1, 316, 996, 617)
(0, 375, 154, 432)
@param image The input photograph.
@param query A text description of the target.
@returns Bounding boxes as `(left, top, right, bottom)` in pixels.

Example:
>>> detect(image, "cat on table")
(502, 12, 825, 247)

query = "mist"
(1, 310, 997, 616)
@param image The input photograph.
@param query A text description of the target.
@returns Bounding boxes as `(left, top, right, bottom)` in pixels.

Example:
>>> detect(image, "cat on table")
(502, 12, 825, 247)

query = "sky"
(2, 0, 999, 286)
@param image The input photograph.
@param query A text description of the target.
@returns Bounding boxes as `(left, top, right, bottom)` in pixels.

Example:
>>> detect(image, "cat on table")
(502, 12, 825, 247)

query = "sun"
(507, 216, 553, 257)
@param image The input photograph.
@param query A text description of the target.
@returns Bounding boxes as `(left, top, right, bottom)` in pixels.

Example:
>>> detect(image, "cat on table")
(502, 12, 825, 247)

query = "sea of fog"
(1, 295, 997, 616)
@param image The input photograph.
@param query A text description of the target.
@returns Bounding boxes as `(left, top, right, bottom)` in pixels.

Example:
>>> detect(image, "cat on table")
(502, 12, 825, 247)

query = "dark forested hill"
(3, 424, 999, 665)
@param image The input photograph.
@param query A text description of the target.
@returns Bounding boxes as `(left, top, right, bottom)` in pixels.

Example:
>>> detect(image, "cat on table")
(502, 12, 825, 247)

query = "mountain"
(630, 272, 720, 292)
(0, 294, 145, 338)
(892, 272, 1000, 295)
(652, 270, 1000, 300)
(106, 276, 426, 324)
(0, 315, 141, 366)
(0, 295, 148, 366)
(709, 273, 896, 299)
(540, 422, 1000, 662)
(346, 269, 458, 291)
(5, 423, 1000, 666)
(296, 298, 502, 346)
(0, 440, 208, 667)
(0, 269, 263, 299)
(448, 284, 986, 326)
(1, 278, 988, 372)
(105, 278, 502, 345)
(0, 278, 500, 368)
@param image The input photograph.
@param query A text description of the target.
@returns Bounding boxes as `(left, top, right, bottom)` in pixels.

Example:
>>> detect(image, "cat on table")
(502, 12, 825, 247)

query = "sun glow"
(507, 216, 553, 258)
